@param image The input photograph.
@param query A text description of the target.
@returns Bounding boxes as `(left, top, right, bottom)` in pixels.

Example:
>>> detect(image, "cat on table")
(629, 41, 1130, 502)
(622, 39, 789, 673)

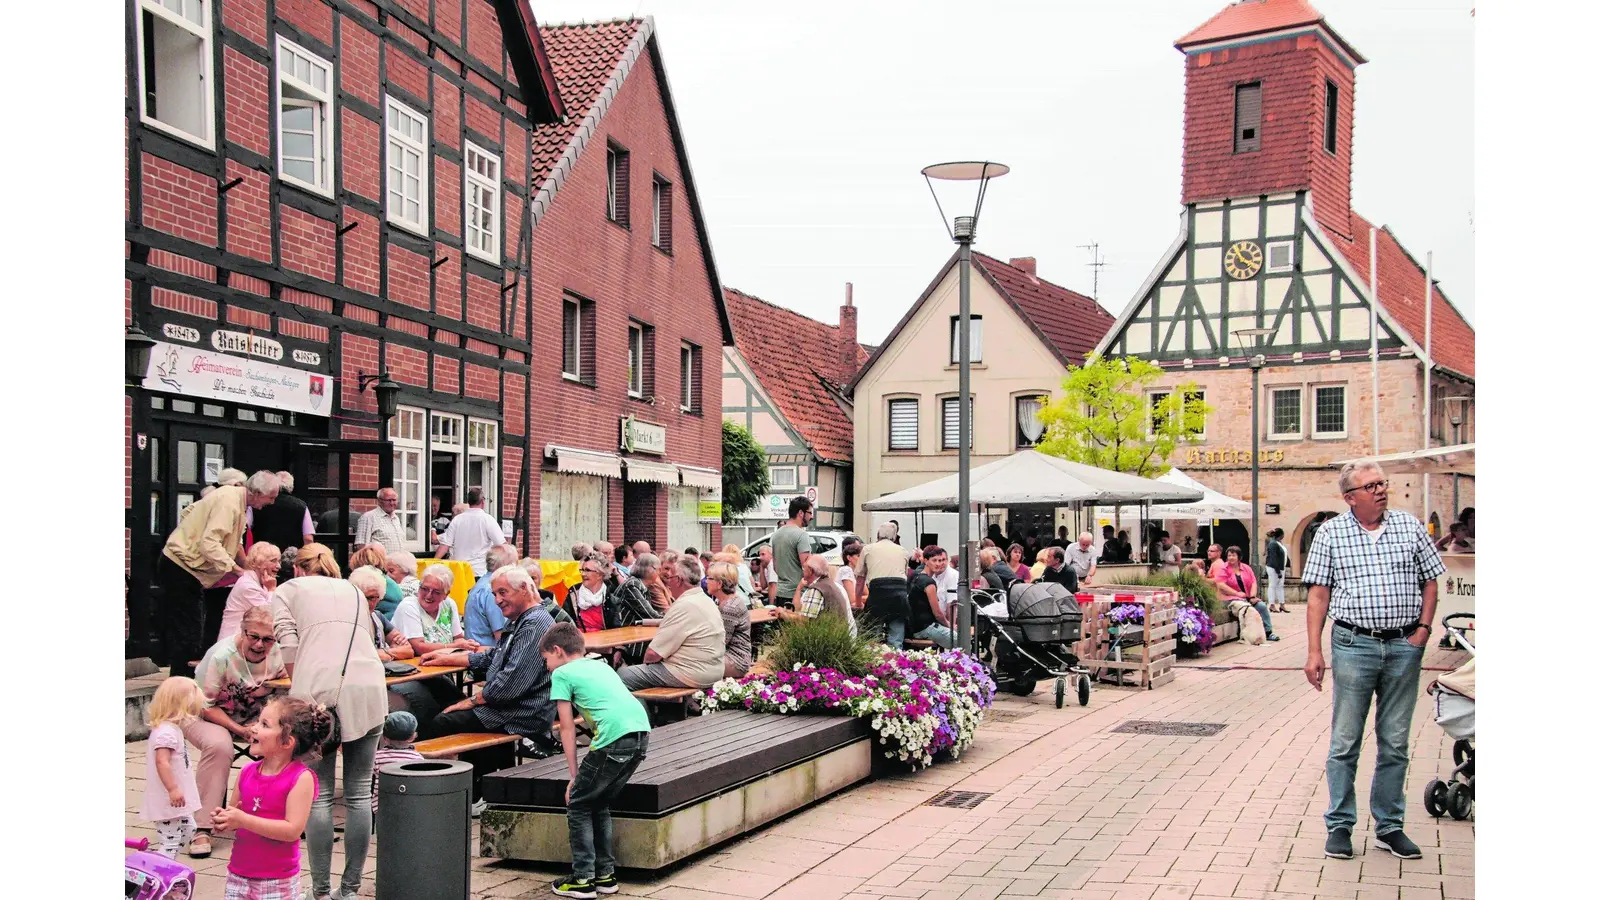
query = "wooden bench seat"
(903, 639, 936, 650)
(632, 686, 698, 703)
(415, 732, 521, 759)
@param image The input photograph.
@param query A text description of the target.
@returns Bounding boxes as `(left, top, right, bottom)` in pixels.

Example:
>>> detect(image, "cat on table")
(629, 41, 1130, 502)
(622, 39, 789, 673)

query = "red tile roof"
(723, 288, 869, 463)
(972, 253, 1117, 366)
(1176, 0, 1363, 62)
(1325, 213, 1475, 378)
(531, 20, 642, 194)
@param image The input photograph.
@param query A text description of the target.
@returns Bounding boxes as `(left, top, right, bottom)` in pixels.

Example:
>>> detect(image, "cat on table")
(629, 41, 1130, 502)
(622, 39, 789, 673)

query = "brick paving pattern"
(124, 607, 1473, 899)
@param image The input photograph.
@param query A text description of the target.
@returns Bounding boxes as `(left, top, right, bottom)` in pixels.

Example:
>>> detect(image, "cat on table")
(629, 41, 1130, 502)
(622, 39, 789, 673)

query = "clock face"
(1224, 240, 1264, 280)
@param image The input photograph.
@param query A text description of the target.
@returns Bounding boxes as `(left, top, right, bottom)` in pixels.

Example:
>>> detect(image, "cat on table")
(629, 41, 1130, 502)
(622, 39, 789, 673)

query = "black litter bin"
(377, 759, 473, 900)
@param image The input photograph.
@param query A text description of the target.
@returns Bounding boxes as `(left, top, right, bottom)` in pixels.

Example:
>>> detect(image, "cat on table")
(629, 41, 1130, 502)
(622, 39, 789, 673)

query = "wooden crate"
(1070, 588, 1178, 690)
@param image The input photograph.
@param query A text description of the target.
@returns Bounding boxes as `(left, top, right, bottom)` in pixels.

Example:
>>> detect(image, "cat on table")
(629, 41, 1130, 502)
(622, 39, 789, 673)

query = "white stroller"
(1422, 612, 1474, 820)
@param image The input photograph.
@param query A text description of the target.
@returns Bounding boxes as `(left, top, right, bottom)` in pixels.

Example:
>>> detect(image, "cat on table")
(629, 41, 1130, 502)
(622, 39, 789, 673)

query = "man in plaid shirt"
(1302, 462, 1445, 863)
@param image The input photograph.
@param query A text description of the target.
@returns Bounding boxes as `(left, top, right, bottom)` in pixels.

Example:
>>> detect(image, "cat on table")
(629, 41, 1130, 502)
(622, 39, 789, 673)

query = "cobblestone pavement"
(125, 606, 1474, 899)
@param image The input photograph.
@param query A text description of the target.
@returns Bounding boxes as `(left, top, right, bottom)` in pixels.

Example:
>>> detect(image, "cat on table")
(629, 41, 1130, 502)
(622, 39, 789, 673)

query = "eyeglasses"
(243, 632, 276, 646)
(1346, 479, 1390, 494)
(582, 567, 603, 576)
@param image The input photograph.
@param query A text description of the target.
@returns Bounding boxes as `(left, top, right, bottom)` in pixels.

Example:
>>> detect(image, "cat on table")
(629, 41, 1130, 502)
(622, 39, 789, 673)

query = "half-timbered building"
(1094, 0, 1476, 561)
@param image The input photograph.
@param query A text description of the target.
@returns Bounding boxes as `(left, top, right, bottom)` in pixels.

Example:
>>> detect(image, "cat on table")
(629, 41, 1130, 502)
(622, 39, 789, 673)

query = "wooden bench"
(479, 711, 873, 869)
(903, 639, 936, 650)
(415, 732, 521, 760)
(632, 686, 700, 725)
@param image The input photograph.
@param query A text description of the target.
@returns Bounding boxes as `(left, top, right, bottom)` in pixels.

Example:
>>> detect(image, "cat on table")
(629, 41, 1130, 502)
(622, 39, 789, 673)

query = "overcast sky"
(535, 0, 1474, 344)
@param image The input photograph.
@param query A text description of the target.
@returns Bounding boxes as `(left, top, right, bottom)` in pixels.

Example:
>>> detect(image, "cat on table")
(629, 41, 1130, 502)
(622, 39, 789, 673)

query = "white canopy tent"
(1332, 443, 1475, 476)
(1137, 468, 1251, 521)
(860, 450, 1203, 512)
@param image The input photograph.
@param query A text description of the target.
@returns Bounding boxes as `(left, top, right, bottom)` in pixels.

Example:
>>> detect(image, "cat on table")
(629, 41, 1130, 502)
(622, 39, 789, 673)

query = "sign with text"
(1185, 447, 1286, 465)
(1264, 503, 1280, 514)
(619, 415, 666, 455)
(212, 329, 284, 362)
(146, 341, 327, 417)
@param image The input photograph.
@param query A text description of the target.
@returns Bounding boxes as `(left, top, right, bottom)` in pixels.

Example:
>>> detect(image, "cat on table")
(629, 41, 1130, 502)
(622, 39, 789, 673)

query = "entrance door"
(295, 439, 394, 574)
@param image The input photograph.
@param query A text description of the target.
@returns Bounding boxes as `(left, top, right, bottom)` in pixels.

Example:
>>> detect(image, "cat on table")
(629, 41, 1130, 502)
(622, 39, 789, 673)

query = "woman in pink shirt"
(217, 542, 282, 643)
(1210, 545, 1278, 641)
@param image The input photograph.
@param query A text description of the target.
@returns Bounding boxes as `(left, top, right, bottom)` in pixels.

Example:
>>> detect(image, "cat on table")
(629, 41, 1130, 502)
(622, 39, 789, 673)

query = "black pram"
(973, 581, 1093, 708)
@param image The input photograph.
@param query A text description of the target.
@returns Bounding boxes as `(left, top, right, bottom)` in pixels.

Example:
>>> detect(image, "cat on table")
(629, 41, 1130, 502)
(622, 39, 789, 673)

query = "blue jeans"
(913, 622, 955, 649)
(1253, 600, 1274, 634)
(568, 732, 649, 880)
(884, 618, 906, 649)
(1325, 623, 1425, 835)
(308, 727, 380, 898)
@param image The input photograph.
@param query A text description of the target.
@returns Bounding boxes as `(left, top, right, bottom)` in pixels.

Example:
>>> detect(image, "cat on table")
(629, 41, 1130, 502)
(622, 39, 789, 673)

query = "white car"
(742, 530, 858, 567)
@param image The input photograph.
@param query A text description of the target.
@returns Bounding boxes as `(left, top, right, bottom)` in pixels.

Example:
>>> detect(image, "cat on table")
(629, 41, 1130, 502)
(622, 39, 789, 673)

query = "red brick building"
(125, 2, 727, 655)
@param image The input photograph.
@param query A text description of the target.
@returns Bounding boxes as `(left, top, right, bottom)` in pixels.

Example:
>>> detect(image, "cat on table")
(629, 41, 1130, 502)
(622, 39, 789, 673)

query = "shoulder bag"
(318, 586, 363, 754)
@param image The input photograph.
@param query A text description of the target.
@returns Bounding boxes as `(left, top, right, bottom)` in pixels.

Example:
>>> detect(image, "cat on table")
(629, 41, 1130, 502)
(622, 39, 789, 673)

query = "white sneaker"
(470, 797, 487, 818)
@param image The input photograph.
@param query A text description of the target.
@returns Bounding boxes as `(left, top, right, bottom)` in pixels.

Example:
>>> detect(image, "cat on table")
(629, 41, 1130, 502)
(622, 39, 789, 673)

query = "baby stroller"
(1422, 612, 1475, 821)
(972, 581, 1093, 708)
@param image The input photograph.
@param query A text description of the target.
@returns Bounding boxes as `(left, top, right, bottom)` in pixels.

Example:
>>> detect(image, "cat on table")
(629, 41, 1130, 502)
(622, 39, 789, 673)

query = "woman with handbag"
(1210, 545, 1279, 642)
(270, 543, 388, 900)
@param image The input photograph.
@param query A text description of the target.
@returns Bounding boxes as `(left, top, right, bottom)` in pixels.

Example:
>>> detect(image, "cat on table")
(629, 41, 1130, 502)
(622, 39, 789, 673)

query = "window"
(1266, 241, 1295, 273)
(1323, 80, 1339, 155)
(1148, 390, 1171, 437)
(137, 0, 214, 146)
(942, 396, 973, 450)
(1269, 387, 1302, 439)
(652, 176, 673, 252)
(680, 343, 701, 412)
(390, 406, 425, 547)
(276, 38, 333, 195)
(605, 143, 630, 226)
(467, 418, 498, 517)
(768, 466, 797, 490)
(627, 323, 646, 398)
(1184, 390, 1207, 439)
(1234, 82, 1261, 153)
(1313, 385, 1347, 438)
(888, 398, 919, 451)
(561, 297, 583, 381)
(1015, 395, 1046, 448)
(385, 97, 429, 233)
(463, 143, 501, 263)
(949, 315, 983, 364)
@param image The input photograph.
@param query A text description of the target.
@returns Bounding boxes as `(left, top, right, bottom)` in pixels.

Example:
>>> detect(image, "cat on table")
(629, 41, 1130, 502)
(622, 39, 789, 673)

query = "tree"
(721, 420, 770, 524)
(1034, 353, 1211, 478)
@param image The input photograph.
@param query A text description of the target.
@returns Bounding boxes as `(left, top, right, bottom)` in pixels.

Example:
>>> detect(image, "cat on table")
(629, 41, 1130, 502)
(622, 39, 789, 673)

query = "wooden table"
(584, 626, 657, 651)
(266, 664, 468, 691)
(750, 607, 778, 624)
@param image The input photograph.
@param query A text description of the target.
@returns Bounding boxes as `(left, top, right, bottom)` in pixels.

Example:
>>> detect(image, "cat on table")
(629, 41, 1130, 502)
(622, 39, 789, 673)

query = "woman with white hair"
(382, 550, 421, 604)
(393, 564, 479, 656)
(216, 541, 282, 643)
(349, 566, 414, 662)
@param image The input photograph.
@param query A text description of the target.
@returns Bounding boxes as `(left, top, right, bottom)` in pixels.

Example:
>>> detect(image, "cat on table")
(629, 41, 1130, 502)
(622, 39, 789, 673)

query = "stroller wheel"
(1011, 678, 1037, 697)
(1423, 779, 1449, 818)
(1077, 674, 1091, 706)
(1446, 782, 1473, 820)
(1452, 739, 1472, 767)
(1055, 677, 1066, 709)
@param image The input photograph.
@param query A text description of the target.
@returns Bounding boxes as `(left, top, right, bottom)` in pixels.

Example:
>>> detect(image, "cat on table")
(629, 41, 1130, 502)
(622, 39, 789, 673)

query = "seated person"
(518, 557, 575, 627)
(705, 561, 753, 678)
(1036, 546, 1080, 592)
(562, 553, 612, 632)
(382, 550, 421, 605)
(216, 541, 281, 643)
(978, 546, 1018, 592)
(611, 554, 663, 625)
(1435, 521, 1474, 553)
(465, 545, 522, 645)
(907, 548, 956, 648)
(370, 711, 424, 818)
(1211, 545, 1278, 642)
(349, 566, 415, 663)
(778, 555, 857, 637)
(1187, 543, 1222, 579)
(617, 556, 726, 691)
(393, 565, 479, 656)
(351, 543, 403, 619)
(184, 606, 287, 858)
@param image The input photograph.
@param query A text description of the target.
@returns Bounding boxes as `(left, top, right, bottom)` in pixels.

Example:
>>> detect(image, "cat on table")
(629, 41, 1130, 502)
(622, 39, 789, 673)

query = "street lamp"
(923, 160, 1008, 651)
(1232, 327, 1276, 566)
(359, 371, 402, 441)
(126, 322, 157, 387)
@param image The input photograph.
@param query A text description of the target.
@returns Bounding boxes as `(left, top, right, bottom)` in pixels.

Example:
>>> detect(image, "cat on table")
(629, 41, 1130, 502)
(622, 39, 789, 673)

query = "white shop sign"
(619, 415, 666, 455)
(146, 340, 328, 417)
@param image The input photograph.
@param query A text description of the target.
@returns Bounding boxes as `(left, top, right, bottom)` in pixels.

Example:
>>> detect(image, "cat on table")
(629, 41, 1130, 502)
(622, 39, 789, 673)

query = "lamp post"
(1232, 327, 1276, 566)
(359, 371, 402, 442)
(922, 160, 1008, 651)
(1445, 397, 1467, 519)
(126, 322, 159, 658)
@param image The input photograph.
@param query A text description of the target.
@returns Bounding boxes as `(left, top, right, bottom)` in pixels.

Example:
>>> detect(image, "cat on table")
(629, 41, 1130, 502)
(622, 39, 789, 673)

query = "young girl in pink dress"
(142, 676, 205, 859)
(211, 696, 333, 900)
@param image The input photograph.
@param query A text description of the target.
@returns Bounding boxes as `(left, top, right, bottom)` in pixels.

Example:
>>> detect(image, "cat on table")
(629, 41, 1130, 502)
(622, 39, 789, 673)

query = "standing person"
(159, 470, 281, 677)
(780, 555, 857, 635)
(428, 496, 452, 547)
(1265, 528, 1290, 613)
(354, 487, 407, 555)
(250, 471, 315, 581)
(1303, 463, 1444, 862)
(836, 538, 864, 610)
(1064, 532, 1099, 585)
(216, 542, 281, 643)
(141, 677, 205, 860)
(617, 556, 725, 691)
(436, 488, 507, 576)
(907, 548, 956, 648)
(540, 623, 652, 900)
(1155, 531, 1183, 574)
(269, 542, 388, 900)
(1212, 545, 1278, 641)
(706, 561, 753, 678)
(861, 522, 911, 649)
(753, 545, 778, 605)
(210, 697, 330, 900)
(770, 498, 815, 609)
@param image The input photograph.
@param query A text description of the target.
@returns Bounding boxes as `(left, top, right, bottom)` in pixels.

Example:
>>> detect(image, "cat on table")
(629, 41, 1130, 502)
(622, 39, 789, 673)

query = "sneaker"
(593, 874, 619, 895)
(552, 876, 598, 899)
(470, 797, 487, 818)
(1266, 633, 1282, 642)
(1375, 829, 1423, 859)
(1325, 828, 1354, 859)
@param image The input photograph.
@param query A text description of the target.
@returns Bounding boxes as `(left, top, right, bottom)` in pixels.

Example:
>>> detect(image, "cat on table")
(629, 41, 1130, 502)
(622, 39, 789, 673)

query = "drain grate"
(923, 790, 993, 809)
(1111, 720, 1228, 737)
(986, 709, 1030, 723)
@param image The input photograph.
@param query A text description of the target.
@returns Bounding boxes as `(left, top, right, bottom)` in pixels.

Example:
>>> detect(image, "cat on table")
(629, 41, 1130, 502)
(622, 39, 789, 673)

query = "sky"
(532, 0, 1476, 344)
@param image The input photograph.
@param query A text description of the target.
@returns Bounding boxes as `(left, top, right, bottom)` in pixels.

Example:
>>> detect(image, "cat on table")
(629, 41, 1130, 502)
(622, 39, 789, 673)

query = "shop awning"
(677, 465, 722, 490)
(544, 444, 623, 479)
(624, 459, 679, 484)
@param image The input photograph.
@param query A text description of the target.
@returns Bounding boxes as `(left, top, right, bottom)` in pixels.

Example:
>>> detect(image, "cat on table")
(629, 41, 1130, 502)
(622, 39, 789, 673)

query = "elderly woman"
(706, 561, 752, 678)
(270, 542, 387, 900)
(350, 543, 403, 618)
(393, 564, 478, 655)
(517, 557, 574, 627)
(978, 546, 1019, 592)
(349, 566, 414, 663)
(382, 550, 421, 604)
(1006, 544, 1034, 584)
(1211, 545, 1278, 641)
(562, 553, 612, 631)
(215, 541, 281, 643)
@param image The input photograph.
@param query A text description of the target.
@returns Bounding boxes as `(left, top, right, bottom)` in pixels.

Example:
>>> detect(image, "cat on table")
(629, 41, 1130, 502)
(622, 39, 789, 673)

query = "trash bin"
(377, 759, 473, 900)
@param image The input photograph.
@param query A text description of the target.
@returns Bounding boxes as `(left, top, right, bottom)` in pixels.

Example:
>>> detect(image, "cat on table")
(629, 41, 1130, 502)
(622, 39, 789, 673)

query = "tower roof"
(1176, 0, 1365, 64)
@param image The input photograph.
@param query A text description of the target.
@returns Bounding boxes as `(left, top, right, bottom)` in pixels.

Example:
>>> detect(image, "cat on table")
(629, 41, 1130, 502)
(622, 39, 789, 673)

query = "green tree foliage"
(1035, 354, 1211, 478)
(721, 420, 770, 524)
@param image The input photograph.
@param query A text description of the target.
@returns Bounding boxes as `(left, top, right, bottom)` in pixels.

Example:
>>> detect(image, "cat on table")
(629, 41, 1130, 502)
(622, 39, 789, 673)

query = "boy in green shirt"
(540, 623, 652, 899)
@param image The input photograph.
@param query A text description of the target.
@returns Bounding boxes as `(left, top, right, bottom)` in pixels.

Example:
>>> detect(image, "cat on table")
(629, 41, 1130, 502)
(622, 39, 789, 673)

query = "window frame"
(1233, 81, 1262, 154)
(948, 314, 984, 365)
(274, 36, 334, 197)
(462, 141, 502, 264)
(627, 322, 645, 398)
(1014, 393, 1048, 449)
(466, 417, 499, 517)
(385, 96, 430, 235)
(887, 397, 919, 452)
(940, 395, 973, 451)
(389, 406, 426, 550)
(605, 142, 630, 227)
(135, 0, 216, 149)
(1323, 79, 1339, 155)
(651, 174, 672, 253)
(679, 342, 700, 413)
(1183, 389, 1207, 440)
(1267, 385, 1304, 440)
(1147, 389, 1171, 439)
(768, 466, 798, 490)
(1312, 384, 1348, 440)
(561, 297, 583, 382)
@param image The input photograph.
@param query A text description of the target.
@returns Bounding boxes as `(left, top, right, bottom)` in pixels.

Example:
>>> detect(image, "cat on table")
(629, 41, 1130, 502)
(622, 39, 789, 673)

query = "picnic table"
(265, 664, 469, 692)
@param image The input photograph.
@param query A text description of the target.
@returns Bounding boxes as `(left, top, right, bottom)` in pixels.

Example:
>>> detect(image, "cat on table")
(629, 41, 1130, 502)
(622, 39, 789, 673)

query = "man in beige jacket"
(159, 470, 280, 676)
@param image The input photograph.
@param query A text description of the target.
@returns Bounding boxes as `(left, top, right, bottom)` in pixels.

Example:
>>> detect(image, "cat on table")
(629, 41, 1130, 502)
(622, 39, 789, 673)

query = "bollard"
(377, 759, 473, 900)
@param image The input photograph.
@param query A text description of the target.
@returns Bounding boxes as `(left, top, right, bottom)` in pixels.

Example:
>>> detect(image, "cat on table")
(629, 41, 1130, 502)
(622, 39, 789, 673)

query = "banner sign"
(146, 341, 328, 417)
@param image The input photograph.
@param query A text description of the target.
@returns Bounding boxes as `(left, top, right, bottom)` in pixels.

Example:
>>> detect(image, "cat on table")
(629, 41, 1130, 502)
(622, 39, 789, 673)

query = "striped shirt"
(466, 606, 557, 739)
(1301, 509, 1446, 630)
(370, 746, 423, 811)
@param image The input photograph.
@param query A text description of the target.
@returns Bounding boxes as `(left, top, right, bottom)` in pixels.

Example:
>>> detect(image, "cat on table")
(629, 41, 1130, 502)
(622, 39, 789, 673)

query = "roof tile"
(972, 254, 1116, 366)
(531, 20, 642, 194)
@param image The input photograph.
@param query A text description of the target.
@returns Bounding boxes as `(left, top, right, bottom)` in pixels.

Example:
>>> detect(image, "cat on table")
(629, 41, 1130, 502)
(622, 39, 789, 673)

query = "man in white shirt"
(355, 487, 407, 555)
(436, 488, 506, 576)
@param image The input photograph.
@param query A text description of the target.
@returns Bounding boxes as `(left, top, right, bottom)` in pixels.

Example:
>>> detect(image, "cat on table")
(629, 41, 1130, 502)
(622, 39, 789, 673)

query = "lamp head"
(921, 161, 1008, 244)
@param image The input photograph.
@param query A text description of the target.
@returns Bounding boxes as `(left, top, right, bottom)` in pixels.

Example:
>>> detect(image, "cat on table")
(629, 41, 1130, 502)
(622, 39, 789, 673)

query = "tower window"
(1234, 82, 1261, 153)
(1323, 80, 1339, 155)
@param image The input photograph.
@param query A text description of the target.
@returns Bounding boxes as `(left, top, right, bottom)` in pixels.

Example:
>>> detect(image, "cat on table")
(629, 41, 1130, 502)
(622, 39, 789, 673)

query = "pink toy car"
(124, 838, 194, 900)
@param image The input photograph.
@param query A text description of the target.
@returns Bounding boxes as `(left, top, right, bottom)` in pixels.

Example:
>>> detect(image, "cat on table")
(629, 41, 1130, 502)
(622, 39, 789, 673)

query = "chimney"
(1009, 257, 1039, 283)
(838, 282, 859, 377)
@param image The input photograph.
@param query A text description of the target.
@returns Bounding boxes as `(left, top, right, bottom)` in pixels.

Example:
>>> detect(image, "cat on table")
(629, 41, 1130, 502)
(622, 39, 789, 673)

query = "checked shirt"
(1301, 509, 1446, 630)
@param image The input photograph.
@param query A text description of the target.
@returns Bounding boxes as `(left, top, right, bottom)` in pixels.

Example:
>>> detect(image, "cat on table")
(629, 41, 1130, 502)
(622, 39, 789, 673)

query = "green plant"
(1098, 568, 1220, 618)
(1035, 354, 1211, 478)
(720, 420, 769, 524)
(762, 612, 882, 678)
